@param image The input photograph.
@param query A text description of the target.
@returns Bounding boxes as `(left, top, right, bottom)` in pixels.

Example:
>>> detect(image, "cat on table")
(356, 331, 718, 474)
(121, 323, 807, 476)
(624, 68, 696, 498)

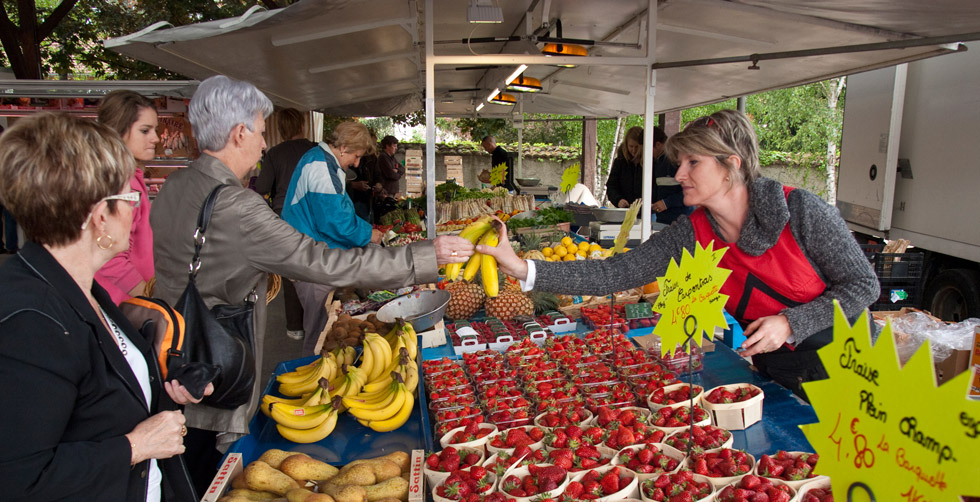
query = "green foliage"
(506, 207, 573, 229)
(456, 117, 508, 141)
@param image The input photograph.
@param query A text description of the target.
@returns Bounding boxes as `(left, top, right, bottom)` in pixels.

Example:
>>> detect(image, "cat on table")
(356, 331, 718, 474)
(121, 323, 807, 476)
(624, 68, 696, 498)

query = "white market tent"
(104, 0, 980, 236)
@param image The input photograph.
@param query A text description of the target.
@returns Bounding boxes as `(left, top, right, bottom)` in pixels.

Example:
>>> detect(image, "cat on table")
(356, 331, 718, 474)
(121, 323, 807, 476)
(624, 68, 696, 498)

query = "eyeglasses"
(102, 191, 141, 208)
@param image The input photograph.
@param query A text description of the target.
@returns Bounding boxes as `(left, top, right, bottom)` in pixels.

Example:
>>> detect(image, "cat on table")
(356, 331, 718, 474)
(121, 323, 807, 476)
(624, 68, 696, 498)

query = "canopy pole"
(517, 97, 524, 180)
(425, 0, 436, 239)
(641, 0, 657, 242)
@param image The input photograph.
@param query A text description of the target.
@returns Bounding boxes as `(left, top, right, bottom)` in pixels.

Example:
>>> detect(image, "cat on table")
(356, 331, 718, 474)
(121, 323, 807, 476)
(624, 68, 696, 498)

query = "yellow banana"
(444, 262, 462, 282)
(462, 251, 483, 281)
(459, 215, 494, 241)
(358, 338, 378, 385)
(403, 364, 419, 393)
(260, 393, 310, 417)
(369, 334, 393, 380)
(275, 357, 322, 385)
(363, 384, 414, 432)
(276, 399, 340, 443)
(277, 358, 332, 397)
(345, 381, 398, 406)
(399, 332, 417, 361)
(362, 372, 394, 394)
(347, 384, 406, 421)
(343, 381, 399, 411)
(270, 402, 334, 430)
(481, 229, 500, 297)
(344, 346, 356, 366)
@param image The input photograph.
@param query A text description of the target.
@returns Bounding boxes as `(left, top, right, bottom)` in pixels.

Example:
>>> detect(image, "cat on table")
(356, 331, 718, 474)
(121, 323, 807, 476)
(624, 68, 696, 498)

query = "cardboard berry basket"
(716, 476, 797, 502)
(423, 446, 486, 486)
(497, 464, 570, 502)
(431, 471, 497, 502)
(610, 443, 687, 482)
(485, 425, 547, 455)
(569, 464, 641, 501)
(700, 384, 764, 431)
(753, 451, 830, 491)
(684, 448, 756, 489)
(795, 475, 833, 500)
(664, 427, 735, 453)
(639, 472, 716, 502)
(533, 408, 593, 429)
(650, 416, 712, 436)
(439, 423, 498, 449)
(646, 383, 704, 412)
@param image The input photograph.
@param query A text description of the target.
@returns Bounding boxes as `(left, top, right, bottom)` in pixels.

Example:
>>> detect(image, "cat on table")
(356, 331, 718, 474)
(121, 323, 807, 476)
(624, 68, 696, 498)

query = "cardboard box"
(935, 349, 972, 386)
(201, 453, 243, 502)
(970, 326, 980, 398)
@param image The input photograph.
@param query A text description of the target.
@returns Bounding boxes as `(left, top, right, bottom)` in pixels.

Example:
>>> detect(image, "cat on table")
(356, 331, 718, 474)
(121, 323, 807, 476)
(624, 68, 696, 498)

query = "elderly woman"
(95, 90, 160, 304)
(150, 75, 473, 491)
(481, 109, 879, 401)
(0, 113, 203, 501)
(282, 121, 383, 353)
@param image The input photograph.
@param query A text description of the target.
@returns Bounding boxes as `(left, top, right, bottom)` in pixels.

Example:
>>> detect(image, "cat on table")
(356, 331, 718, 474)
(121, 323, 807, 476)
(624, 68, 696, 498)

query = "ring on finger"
(180, 425, 187, 437)
(450, 251, 458, 257)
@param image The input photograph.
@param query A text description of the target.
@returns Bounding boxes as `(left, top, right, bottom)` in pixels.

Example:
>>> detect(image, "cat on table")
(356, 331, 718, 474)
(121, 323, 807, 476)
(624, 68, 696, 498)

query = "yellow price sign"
(489, 162, 507, 186)
(651, 241, 731, 357)
(802, 302, 980, 501)
(561, 163, 581, 193)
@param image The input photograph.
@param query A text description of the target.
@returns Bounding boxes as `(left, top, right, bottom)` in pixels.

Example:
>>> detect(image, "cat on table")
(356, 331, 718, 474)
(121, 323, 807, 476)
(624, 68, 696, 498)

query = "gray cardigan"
(150, 154, 438, 444)
(534, 177, 879, 345)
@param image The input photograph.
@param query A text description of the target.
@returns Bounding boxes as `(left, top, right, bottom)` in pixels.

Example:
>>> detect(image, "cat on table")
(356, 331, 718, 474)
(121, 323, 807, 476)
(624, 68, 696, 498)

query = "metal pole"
(424, 0, 436, 239)
(641, 0, 657, 242)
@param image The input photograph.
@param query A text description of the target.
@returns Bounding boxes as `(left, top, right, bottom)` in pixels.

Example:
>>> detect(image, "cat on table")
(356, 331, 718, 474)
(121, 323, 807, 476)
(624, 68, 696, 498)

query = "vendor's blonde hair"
(666, 109, 760, 187)
(327, 122, 376, 155)
(0, 113, 134, 246)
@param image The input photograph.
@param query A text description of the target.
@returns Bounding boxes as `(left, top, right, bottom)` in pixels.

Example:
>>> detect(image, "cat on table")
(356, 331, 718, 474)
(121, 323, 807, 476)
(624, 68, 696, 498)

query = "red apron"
(690, 186, 826, 324)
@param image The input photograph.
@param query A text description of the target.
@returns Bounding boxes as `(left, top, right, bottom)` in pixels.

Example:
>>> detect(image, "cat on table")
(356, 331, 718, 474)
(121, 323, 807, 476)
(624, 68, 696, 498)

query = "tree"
(0, 0, 79, 78)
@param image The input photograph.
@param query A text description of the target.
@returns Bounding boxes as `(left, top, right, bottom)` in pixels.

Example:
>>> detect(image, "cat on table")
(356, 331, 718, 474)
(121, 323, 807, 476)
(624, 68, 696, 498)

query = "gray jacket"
(150, 154, 438, 442)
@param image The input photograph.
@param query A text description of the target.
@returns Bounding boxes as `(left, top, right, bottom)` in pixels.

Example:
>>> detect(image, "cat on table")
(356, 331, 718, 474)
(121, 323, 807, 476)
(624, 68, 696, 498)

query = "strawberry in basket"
(757, 450, 820, 481)
(537, 404, 589, 428)
(546, 445, 611, 472)
(650, 405, 710, 428)
(574, 466, 633, 499)
(486, 447, 546, 477)
(715, 474, 792, 502)
(704, 386, 761, 404)
(434, 406, 482, 423)
(489, 427, 545, 449)
(450, 421, 494, 444)
(436, 466, 495, 500)
(618, 444, 681, 475)
(426, 446, 483, 473)
(595, 407, 645, 428)
(800, 487, 834, 502)
(545, 425, 605, 449)
(649, 385, 703, 406)
(500, 465, 568, 498)
(664, 425, 732, 454)
(641, 470, 712, 502)
(690, 448, 752, 478)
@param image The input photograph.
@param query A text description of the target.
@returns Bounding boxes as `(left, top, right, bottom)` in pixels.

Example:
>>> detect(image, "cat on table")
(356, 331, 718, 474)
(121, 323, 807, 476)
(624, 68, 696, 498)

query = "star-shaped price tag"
(801, 302, 980, 501)
(651, 241, 731, 357)
(561, 163, 581, 193)
(490, 162, 507, 186)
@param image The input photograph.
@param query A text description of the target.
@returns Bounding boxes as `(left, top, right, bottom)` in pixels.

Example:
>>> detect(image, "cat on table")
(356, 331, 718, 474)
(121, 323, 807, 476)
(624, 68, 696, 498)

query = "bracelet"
(130, 442, 138, 466)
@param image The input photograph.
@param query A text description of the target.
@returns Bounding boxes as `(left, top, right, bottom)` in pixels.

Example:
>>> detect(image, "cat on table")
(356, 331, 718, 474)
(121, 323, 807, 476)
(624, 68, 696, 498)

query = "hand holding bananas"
(433, 235, 475, 265)
(474, 218, 529, 282)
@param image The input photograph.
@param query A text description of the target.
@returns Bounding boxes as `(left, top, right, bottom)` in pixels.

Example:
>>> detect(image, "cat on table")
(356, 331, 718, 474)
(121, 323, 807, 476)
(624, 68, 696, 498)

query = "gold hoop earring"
(97, 233, 114, 250)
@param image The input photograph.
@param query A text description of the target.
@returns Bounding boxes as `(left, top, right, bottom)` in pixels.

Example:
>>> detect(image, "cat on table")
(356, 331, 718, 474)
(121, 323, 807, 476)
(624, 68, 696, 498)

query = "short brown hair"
(617, 126, 644, 163)
(327, 122, 376, 155)
(666, 109, 761, 187)
(0, 113, 134, 246)
(97, 90, 156, 137)
(276, 108, 306, 139)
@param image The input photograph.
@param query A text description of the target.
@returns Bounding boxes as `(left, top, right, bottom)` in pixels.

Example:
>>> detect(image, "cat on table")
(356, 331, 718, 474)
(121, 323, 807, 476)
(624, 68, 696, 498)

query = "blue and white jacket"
(282, 142, 372, 249)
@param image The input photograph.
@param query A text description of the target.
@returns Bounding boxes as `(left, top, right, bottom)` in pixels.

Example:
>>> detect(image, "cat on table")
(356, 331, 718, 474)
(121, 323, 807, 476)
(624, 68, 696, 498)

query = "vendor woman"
(479, 109, 879, 401)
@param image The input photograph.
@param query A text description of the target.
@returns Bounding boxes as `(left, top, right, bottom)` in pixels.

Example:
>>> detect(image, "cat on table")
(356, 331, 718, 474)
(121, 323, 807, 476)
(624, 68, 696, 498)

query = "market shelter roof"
(105, 0, 980, 118)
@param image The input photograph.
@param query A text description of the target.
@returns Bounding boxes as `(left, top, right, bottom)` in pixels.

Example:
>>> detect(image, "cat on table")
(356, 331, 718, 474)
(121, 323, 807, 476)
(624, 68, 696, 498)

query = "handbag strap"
(189, 184, 229, 279)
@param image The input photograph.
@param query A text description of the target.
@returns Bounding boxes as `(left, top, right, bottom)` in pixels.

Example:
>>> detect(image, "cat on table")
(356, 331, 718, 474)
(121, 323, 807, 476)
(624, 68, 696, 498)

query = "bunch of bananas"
(444, 215, 501, 297)
(341, 352, 418, 432)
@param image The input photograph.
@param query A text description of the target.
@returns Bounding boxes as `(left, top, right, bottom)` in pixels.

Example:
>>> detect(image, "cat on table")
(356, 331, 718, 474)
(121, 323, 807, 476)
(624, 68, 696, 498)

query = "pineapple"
(485, 290, 535, 321)
(445, 281, 485, 320)
(528, 290, 560, 315)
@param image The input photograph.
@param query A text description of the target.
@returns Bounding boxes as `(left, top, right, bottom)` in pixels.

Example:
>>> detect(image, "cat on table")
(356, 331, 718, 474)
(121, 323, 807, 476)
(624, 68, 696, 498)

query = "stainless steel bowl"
(376, 289, 451, 331)
(591, 207, 629, 223)
(516, 177, 541, 187)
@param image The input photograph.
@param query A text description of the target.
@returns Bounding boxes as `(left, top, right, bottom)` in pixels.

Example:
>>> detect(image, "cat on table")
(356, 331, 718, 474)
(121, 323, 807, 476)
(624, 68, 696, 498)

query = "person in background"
(151, 75, 474, 493)
(605, 126, 650, 208)
(0, 125, 18, 255)
(480, 109, 879, 402)
(254, 108, 315, 341)
(376, 135, 404, 198)
(478, 135, 517, 192)
(348, 128, 379, 222)
(95, 91, 159, 304)
(652, 129, 693, 225)
(0, 112, 207, 502)
(283, 121, 384, 354)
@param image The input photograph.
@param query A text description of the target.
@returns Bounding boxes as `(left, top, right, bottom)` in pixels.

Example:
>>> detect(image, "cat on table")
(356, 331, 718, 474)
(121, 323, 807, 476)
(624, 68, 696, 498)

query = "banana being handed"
(445, 216, 494, 281)
(276, 397, 342, 444)
(480, 229, 500, 297)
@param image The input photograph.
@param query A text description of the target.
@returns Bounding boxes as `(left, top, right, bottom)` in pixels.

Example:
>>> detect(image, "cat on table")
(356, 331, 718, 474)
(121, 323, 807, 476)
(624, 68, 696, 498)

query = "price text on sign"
(801, 303, 980, 501)
(651, 241, 731, 357)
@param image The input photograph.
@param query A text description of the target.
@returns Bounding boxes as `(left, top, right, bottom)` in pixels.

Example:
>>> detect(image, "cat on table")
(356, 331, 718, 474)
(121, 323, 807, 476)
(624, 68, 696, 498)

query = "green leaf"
(612, 199, 641, 255)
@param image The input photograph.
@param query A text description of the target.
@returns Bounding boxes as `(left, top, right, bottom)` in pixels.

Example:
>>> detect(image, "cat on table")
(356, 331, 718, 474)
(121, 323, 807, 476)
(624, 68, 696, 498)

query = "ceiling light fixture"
(467, 0, 502, 24)
(490, 92, 516, 106)
(476, 102, 485, 112)
(504, 64, 528, 85)
(507, 75, 543, 93)
(486, 88, 501, 102)
(540, 19, 587, 67)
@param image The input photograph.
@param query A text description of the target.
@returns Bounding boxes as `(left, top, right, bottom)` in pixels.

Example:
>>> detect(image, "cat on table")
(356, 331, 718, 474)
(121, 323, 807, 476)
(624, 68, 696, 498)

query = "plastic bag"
(882, 311, 980, 364)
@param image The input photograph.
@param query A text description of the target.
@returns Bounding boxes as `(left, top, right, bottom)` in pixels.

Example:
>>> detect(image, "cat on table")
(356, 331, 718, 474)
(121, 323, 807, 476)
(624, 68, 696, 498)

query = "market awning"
(105, 0, 980, 118)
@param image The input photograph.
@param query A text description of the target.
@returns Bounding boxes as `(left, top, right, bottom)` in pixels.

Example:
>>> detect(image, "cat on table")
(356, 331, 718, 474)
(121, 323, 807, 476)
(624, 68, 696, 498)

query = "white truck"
(836, 42, 980, 322)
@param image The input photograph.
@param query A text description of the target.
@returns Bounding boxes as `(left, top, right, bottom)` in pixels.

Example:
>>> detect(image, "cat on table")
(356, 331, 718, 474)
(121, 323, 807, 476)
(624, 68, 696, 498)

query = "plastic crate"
(861, 244, 924, 311)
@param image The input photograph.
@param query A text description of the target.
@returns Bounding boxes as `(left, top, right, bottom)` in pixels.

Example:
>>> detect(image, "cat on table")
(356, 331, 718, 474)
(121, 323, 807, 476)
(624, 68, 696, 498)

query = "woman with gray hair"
(150, 75, 474, 491)
(480, 109, 879, 403)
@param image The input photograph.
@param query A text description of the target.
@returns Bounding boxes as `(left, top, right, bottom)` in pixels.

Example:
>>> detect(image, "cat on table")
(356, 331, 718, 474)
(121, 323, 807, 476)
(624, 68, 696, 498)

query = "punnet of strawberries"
(595, 407, 645, 428)
(426, 446, 483, 473)
(641, 470, 712, 502)
(704, 385, 761, 404)
(484, 396, 531, 413)
(448, 421, 494, 444)
(481, 381, 523, 400)
(650, 404, 710, 428)
(617, 444, 681, 474)
(649, 385, 703, 406)
(527, 381, 580, 402)
(564, 466, 634, 499)
(547, 445, 611, 471)
(489, 426, 545, 449)
(490, 408, 532, 426)
(533, 396, 587, 413)
(536, 405, 590, 427)
(423, 357, 460, 373)
(664, 425, 732, 454)
(544, 424, 605, 449)
(715, 474, 793, 502)
(485, 447, 547, 477)
(435, 415, 485, 438)
(690, 448, 752, 478)
(500, 464, 568, 497)
(800, 486, 834, 502)
(603, 422, 665, 450)
(757, 450, 819, 481)
(430, 394, 479, 411)
(434, 406, 482, 423)
(430, 388, 476, 404)
(434, 465, 495, 501)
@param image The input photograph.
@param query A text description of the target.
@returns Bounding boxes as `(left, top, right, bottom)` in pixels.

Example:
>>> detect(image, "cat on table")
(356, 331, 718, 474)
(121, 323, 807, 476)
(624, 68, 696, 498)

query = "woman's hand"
(370, 229, 384, 245)
(652, 200, 667, 213)
(164, 379, 214, 405)
(125, 410, 186, 464)
(433, 235, 475, 265)
(739, 314, 792, 357)
(475, 219, 529, 281)
(617, 199, 630, 208)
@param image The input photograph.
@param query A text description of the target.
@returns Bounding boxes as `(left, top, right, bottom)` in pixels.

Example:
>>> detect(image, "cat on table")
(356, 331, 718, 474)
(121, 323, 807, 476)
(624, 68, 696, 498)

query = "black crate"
(861, 244, 924, 311)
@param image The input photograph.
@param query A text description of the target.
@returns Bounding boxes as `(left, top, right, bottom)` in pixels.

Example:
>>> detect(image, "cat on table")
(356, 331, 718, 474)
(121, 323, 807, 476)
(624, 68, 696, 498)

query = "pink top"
(95, 168, 155, 304)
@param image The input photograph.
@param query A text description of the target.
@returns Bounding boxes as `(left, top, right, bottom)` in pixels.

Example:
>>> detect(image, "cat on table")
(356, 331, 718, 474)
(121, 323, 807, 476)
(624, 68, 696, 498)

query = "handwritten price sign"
(651, 241, 731, 357)
(490, 162, 507, 186)
(801, 303, 980, 501)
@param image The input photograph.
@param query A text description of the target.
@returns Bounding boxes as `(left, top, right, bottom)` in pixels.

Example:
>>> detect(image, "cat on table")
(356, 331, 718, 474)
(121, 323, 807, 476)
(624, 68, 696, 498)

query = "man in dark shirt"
(255, 108, 315, 215)
(376, 135, 404, 198)
(479, 135, 518, 192)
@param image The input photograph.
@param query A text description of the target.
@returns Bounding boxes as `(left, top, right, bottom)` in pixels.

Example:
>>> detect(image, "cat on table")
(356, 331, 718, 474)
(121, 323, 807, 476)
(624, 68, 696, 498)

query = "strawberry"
(599, 468, 622, 495)
(564, 481, 585, 499)
(463, 452, 481, 467)
(426, 452, 441, 469)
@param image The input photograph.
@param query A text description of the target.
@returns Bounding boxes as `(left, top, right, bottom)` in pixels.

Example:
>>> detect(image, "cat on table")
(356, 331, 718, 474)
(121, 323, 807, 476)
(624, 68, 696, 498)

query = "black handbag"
(173, 184, 257, 409)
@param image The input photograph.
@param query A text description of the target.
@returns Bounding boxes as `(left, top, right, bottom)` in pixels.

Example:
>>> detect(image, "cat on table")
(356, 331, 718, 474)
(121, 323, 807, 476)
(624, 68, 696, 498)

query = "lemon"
(578, 241, 590, 252)
(542, 247, 553, 257)
(562, 254, 576, 262)
(566, 243, 578, 254)
(555, 246, 567, 258)
(560, 236, 573, 247)
(589, 243, 602, 252)
(576, 249, 587, 258)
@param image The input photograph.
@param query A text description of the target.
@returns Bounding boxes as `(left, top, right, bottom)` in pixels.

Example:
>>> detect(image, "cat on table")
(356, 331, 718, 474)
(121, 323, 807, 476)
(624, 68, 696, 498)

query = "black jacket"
(0, 243, 196, 502)
(605, 155, 645, 205)
(256, 138, 317, 215)
(491, 146, 518, 193)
